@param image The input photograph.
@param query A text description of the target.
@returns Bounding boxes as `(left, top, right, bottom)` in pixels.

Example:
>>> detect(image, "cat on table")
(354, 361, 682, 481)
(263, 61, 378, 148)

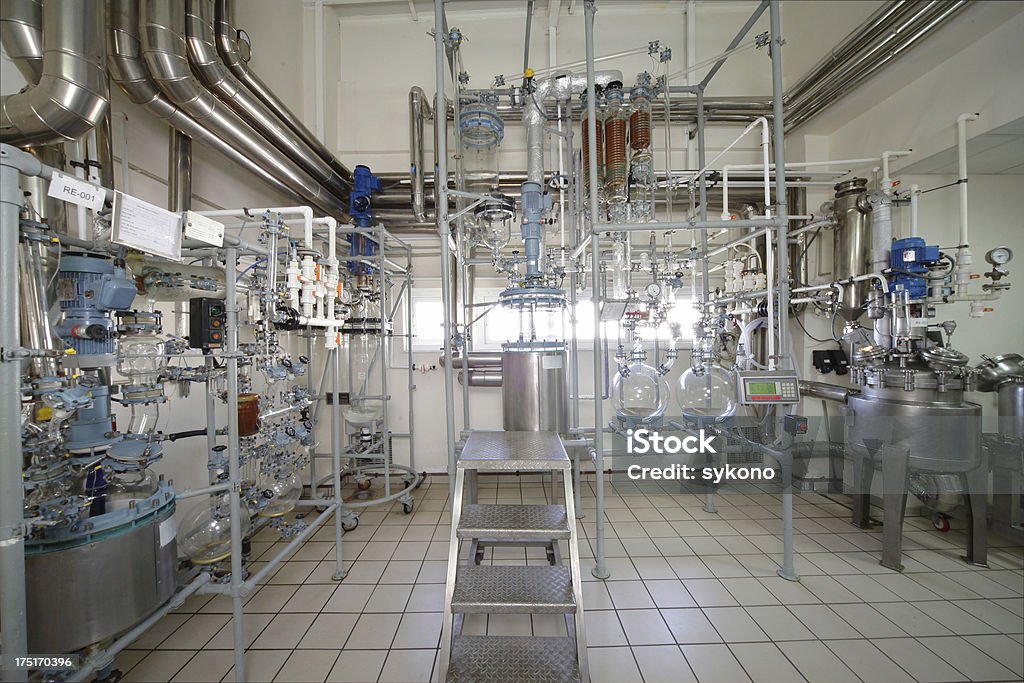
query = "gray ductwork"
(0, 0, 43, 82)
(107, 0, 301, 202)
(785, 0, 970, 131)
(139, 0, 348, 218)
(1, 0, 110, 146)
(408, 86, 431, 222)
(185, 0, 350, 203)
(213, 0, 352, 184)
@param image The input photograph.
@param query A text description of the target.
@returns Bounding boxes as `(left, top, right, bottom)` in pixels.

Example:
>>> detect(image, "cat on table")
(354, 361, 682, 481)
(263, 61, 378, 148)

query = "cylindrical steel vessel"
(25, 501, 177, 653)
(502, 344, 568, 432)
(832, 178, 871, 320)
(998, 382, 1024, 442)
(846, 370, 981, 474)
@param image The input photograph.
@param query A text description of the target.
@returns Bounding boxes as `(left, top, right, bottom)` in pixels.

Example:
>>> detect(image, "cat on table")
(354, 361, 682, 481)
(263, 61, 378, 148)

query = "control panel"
(736, 370, 801, 404)
(188, 297, 226, 349)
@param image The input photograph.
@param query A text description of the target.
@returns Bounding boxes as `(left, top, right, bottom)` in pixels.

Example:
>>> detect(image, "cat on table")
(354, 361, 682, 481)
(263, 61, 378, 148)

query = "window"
(409, 283, 697, 351)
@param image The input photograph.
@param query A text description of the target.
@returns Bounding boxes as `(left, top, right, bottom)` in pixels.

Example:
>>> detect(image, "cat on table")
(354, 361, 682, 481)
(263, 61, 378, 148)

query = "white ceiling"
(899, 117, 1024, 176)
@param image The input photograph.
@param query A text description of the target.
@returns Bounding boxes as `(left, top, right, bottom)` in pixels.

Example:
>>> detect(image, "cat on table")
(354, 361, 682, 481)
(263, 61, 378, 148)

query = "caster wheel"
(342, 518, 359, 532)
(932, 514, 950, 533)
(403, 501, 414, 514)
(404, 479, 413, 489)
(356, 479, 372, 491)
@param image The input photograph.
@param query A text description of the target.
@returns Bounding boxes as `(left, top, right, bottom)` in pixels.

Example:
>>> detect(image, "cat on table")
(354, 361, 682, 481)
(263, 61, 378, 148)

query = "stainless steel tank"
(502, 343, 568, 432)
(832, 178, 872, 321)
(25, 502, 178, 653)
(846, 366, 982, 473)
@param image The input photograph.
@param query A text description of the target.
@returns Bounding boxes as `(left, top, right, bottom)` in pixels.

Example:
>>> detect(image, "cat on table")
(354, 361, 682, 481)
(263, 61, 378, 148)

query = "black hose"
(165, 429, 208, 442)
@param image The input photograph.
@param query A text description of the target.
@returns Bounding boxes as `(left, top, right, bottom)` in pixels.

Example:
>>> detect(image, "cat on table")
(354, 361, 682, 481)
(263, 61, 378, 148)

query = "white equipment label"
(47, 171, 105, 211)
(183, 210, 225, 247)
(542, 355, 563, 369)
(112, 191, 183, 262)
(159, 516, 177, 547)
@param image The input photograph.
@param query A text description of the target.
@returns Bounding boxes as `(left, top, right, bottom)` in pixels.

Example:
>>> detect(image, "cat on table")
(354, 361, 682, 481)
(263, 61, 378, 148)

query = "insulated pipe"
(523, 70, 621, 185)
(0, 0, 43, 82)
(409, 87, 431, 222)
(107, 0, 301, 204)
(0, 0, 110, 146)
(139, 0, 348, 218)
(213, 0, 352, 183)
(185, 0, 351, 203)
(0, 145, 29, 683)
(798, 380, 858, 403)
(439, 352, 503, 369)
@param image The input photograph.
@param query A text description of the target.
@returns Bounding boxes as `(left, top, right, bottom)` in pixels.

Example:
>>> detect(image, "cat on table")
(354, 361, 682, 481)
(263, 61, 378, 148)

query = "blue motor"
(55, 254, 137, 361)
(350, 164, 382, 228)
(889, 237, 941, 300)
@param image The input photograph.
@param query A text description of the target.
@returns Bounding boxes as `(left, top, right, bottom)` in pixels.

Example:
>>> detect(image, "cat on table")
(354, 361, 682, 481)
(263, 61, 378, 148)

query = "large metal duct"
(185, 0, 350, 203)
(785, 0, 970, 131)
(0, 0, 43, 82)
(214, 0, 352, 184)
(138, 0, 347, 218)
(107, 0, 301, 203)
(0, 0, 110, 146)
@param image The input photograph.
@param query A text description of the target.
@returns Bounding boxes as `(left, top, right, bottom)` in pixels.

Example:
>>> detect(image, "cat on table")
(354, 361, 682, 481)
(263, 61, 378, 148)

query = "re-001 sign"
(47, 171, 105, 211)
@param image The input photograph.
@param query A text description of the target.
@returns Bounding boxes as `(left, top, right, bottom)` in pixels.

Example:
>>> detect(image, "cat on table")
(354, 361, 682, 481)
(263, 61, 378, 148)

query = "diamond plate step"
(458, 504, 569, 541)
(447, 635, 580, 683)
(458, 431, 570, 470)
(452, 565, 575, 614)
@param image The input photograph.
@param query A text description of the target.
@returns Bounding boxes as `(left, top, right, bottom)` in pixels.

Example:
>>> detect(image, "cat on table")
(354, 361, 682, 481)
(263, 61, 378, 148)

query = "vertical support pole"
(332, 347, 347, 580)
(435, 0, 458, 498)
(584, 0, 609, 580)
(224, 246, 247, 682)
(406, 261, 416, 474)
(380, 225, 391, 500)
(307, 333, 317, 492)
(695, 89, 716, 516)
(0, 147, 29, 683)
(769, 0, 798, 583)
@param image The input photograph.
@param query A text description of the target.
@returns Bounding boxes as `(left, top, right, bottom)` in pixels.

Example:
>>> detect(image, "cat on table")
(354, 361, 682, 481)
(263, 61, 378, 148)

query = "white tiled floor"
(117, 474, 1023, 683)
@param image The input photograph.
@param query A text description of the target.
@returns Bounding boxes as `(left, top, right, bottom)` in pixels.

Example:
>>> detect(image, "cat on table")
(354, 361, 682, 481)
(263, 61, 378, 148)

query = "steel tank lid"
(834, 177, 868, 198)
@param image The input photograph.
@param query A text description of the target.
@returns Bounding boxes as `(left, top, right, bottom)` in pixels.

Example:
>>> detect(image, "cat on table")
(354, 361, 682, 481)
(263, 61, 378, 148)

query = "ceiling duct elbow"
(0, 0, 44, 83)
(185, 0, 350, 202)
(139, 0, 348, 219)
(0, 0, 110, 147)
(214, 0, 353, 184)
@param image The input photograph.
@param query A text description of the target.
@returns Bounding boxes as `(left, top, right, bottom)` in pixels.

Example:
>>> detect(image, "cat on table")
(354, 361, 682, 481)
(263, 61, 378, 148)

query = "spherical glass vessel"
(258, 470, 303, 518)
(178, 494, 253, 565)
(612, 362, 671, 424)
(677, 364, 738, 422)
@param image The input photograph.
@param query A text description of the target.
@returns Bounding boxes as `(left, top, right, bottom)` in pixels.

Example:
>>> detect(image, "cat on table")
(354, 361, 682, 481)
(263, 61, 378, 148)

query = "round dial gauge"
(986, 246, 1013, 265)
(645, 283, 662, 299)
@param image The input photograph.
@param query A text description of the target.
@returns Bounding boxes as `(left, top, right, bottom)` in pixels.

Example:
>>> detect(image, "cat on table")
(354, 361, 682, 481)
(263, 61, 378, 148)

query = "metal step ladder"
(439, 431, 589, 682)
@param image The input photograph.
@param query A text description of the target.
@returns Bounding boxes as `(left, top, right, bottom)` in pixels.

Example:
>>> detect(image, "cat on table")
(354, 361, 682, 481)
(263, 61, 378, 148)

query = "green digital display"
(747, 381, 778, 395)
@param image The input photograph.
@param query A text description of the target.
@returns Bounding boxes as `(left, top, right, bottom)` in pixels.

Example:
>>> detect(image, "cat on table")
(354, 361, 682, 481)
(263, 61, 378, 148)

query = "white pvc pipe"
(909, 183, 920, 237)
(956, 112, 979, 295)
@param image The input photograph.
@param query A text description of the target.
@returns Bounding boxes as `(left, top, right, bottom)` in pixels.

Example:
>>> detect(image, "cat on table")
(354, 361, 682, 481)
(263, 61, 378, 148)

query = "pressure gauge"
(985, 246, 1013, 266)
(645, 283, 662, 299)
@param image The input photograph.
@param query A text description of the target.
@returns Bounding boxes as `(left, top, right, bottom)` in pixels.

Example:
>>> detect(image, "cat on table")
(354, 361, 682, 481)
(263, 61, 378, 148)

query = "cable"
(794, 312, 833, 344)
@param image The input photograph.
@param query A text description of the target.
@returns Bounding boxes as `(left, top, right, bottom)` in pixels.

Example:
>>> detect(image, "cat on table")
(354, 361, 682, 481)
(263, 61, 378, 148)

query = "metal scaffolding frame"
(433, 0, 800, 583)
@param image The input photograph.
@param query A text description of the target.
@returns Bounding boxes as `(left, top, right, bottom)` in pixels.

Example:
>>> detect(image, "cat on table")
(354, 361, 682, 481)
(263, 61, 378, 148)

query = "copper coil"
(581, 115, 605, 184)
(604, 116, 628, 190)
(630, 109, 651, 151)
